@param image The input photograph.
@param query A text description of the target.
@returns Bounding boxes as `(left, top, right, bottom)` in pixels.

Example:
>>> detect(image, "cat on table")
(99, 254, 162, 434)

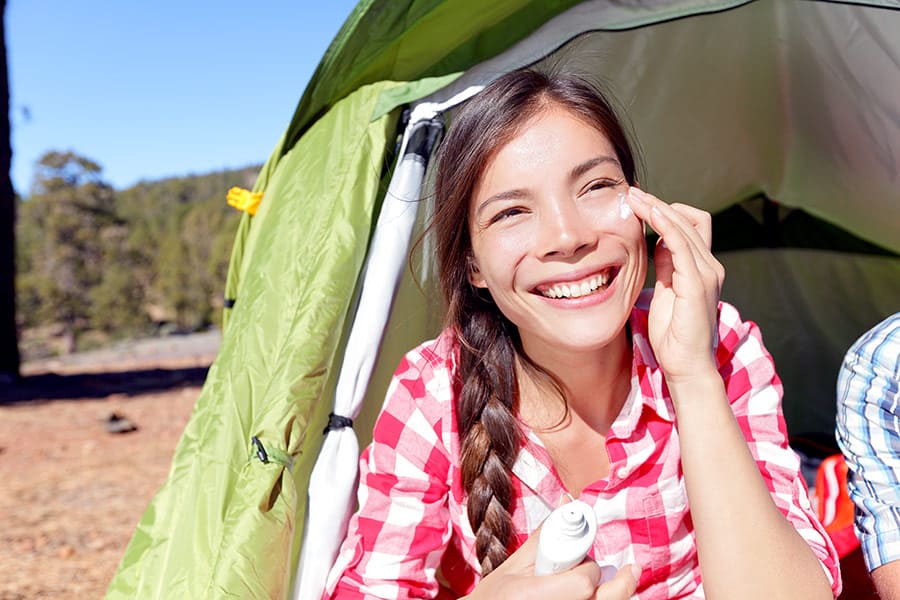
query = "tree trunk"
(0, 0, 21, 382)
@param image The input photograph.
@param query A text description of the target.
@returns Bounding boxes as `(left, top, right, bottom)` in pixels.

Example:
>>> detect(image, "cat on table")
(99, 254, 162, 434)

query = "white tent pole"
(293, 86, 484, 600)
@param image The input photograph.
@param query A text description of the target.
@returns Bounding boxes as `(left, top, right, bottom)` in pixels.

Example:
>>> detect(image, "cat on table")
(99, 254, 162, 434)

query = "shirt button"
(616, 466, 628, 480)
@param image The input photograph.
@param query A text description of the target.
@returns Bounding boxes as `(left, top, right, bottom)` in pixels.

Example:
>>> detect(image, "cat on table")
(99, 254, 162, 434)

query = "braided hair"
(430, 69, 637, 574)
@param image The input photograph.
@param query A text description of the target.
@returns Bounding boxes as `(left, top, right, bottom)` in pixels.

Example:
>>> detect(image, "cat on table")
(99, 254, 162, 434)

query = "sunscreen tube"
(533, 500, 598, 576)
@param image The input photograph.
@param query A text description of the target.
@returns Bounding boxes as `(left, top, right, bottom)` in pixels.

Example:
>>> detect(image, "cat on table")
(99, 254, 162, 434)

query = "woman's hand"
(462, 524, 640, 600)
(624, 187, 725, 385)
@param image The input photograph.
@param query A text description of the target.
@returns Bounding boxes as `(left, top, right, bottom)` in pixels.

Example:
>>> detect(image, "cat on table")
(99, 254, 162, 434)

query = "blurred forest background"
(15, 151, 257, 359)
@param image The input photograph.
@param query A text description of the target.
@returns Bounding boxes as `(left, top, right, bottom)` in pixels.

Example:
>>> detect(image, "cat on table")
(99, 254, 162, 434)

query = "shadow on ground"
(1, 366, 209, 404)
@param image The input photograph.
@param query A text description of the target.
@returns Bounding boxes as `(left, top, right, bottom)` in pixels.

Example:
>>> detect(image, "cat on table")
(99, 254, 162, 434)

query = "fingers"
(628, 188, 711, 246)
(532, 561, 641, 600)
(625, 188, 724, 292)
(631, 191, 709, 269)
(501, 522, 541, 573)
(671, 202, 712, 248)
(593, 564, 641, 600)
(626, 189, 705, 246)
(543, 560, 602, 600)
(630, 192, 705, 291)
(485, 556, 602, 600)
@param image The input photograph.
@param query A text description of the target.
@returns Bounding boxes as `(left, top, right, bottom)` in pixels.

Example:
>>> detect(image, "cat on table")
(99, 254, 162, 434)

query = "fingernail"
(629, 187, 646, 202)
(659, 239, 668, 249)
(617, 192, 633, 220)
(630, 564, 643, 581)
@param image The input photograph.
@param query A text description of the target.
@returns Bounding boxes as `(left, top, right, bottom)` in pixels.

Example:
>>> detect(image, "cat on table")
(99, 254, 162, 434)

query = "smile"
(536, 267, 618, 299)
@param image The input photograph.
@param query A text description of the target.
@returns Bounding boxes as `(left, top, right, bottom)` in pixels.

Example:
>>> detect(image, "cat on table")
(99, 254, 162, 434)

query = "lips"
(534, 266, 619, 299)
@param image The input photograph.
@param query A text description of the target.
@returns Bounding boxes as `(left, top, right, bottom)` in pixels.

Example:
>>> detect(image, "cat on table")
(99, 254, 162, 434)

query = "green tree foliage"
(18, 151, 118, 352)
(116, 167, 249, 331)
(16, 150, 254, 354)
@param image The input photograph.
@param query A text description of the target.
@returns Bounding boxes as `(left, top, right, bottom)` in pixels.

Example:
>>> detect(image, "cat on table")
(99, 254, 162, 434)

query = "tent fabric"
(293, 85, 485, 600)
(106, 81, 403, 599)
(108, 1, 900, 598)
(419, 0, 900, 253)
(280, 0, 585, 150)
(293, 114, 438, 600)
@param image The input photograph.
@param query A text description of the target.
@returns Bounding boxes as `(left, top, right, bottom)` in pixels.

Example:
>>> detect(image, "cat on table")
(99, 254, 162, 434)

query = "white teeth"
(542, 271, 612, 299)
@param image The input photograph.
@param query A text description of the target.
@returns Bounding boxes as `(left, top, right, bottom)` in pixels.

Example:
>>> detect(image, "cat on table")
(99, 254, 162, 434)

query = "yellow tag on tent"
(226, 187, 262, 216)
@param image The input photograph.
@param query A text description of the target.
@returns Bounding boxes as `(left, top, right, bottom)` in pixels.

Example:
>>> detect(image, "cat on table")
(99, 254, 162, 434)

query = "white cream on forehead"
(617, 191, 633, 220)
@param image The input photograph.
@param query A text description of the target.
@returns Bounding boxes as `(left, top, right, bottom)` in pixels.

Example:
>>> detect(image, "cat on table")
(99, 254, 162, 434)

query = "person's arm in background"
(836, 313, 900, 600)
(872, 563, 900, 600)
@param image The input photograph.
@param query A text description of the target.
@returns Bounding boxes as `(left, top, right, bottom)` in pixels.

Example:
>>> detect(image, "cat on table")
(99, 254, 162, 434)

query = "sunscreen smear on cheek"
(617, 191, 633, 220)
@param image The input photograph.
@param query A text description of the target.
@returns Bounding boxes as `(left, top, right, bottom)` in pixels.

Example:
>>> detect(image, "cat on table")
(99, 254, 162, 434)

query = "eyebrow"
(474, 188, 529, 218)
(569, 155, 621, 182)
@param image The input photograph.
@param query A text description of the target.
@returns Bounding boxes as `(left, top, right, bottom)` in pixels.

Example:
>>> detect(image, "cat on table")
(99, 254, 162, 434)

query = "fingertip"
(650, 205, 668, 222)
(557, 492, 575, 507)
(627, 566, 641, 596)
(573, 557, 603, 586)
(625, 186, 644, 203)
(628, 563, 642, 584)
(609, 563, 642, 597)
(592, 563, 641, 600)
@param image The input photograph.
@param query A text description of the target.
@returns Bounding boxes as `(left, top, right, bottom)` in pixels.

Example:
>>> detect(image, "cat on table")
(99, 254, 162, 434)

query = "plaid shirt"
(836, 312, 900, 571)
(325, 291, 841, 599)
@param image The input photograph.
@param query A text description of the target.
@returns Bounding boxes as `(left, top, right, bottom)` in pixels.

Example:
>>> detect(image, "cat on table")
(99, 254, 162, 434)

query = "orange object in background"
(815, 454, 860, 559)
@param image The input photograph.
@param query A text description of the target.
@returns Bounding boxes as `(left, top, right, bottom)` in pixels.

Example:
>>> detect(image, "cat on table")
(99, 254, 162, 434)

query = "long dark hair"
(431, 69, 638, 575)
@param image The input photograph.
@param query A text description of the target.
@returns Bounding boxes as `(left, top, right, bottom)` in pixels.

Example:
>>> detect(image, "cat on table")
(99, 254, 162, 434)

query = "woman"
(324, 69, 840, 599)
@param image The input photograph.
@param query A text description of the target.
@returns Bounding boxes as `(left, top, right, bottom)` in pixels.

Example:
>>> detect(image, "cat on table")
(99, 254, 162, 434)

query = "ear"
(468, 258, 488, 289)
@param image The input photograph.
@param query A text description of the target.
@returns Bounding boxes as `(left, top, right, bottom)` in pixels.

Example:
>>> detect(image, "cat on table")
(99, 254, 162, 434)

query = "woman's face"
(468, 103, 646, 363)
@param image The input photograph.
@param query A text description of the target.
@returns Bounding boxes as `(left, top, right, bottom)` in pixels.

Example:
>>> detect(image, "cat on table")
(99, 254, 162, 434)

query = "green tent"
(107, 1, 900, 598)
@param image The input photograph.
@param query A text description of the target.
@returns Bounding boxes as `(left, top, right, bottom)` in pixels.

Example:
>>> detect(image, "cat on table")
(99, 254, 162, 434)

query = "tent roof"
(284, 0, 900, 253)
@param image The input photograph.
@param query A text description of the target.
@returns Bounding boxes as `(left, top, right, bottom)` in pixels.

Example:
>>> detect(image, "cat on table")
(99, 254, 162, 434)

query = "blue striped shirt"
(836, 312, 900, 571)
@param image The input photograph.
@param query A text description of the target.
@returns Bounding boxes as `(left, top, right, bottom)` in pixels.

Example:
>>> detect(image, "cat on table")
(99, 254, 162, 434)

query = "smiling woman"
(323, 69, 841, 599)
(466, 106, 645, 362)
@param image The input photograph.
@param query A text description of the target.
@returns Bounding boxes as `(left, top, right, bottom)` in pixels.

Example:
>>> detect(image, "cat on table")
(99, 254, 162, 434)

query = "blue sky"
(8, 1, 359, 196)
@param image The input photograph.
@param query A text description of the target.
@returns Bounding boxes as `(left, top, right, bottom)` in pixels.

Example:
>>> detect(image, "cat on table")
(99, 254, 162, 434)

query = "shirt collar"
(615, 290, 676, 438)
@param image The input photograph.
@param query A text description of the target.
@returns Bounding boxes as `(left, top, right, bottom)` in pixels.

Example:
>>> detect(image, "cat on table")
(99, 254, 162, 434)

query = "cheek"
(582, 196, 628, 228)
(582, 199, 646, 248)
(472, 224, 535, 274)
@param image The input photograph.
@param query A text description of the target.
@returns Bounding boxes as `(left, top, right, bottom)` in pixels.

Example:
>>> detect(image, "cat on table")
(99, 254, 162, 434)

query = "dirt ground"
(0, 332, 219, 599)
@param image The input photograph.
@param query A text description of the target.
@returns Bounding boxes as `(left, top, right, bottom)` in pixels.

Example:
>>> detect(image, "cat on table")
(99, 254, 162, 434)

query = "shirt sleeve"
(835, 314, 900, 571)
(325, 347, 454, 600)
(716, 302, 842, 596)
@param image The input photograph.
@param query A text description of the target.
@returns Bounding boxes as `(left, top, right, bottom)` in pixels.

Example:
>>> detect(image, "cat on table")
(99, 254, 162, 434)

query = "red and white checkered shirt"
(325, 291, 841, 599)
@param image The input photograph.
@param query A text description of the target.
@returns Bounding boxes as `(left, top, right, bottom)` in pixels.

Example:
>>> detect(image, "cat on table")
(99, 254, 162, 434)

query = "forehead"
(473, 104, 618, 194)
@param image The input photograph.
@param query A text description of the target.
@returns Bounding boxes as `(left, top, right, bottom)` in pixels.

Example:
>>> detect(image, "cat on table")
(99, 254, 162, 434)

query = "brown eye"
(583, 178, 624, 196)
(488, 206, 526, 224)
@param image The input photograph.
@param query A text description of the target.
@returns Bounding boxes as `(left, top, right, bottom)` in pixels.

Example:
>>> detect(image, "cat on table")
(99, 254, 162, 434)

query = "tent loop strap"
(323, 412, 353, 435)
(250, 436, 294, 470)
(251, 436, 269, 463)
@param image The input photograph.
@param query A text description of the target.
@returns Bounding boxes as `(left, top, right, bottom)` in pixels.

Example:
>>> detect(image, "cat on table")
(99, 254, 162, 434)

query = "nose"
(536, 198, 596, 259)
